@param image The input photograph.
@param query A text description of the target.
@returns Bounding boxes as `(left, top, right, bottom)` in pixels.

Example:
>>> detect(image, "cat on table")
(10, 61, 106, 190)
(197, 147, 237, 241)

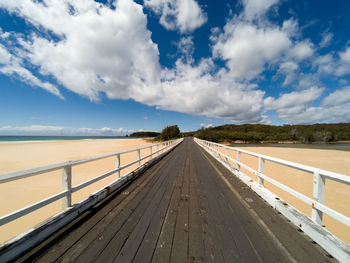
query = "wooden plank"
(132, 150, 185, 263)
(169, 155, 190, 263)
(92, 151, 181, 263)
(32, 156, 161, 262)
(151, 153, 185, 263)
(114, 157, 179, 262)
(53, 150, 175, 263)
(187, 154, 206, 263)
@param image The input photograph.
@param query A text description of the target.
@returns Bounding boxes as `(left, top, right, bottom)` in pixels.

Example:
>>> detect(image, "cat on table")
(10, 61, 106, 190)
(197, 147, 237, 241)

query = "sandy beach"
(224, 145, 350, 245)
(0, 138, 152, 244)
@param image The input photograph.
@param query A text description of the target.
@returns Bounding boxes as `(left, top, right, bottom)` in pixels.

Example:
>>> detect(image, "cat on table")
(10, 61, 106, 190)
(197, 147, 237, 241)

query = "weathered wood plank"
(91, 149, 182, 263)
(132, 152, 184, 263)
(151, 150, 187, 263)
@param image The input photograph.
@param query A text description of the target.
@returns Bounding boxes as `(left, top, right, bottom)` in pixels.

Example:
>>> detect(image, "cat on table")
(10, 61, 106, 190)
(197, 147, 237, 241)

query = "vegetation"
(192, 123, 350, 144)
(156, 125, 181, 141)
(128, 131, 160, 137)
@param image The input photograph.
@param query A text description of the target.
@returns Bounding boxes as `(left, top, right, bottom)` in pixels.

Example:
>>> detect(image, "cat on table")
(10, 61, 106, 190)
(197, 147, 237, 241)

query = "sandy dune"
(0, 138, 153, 244)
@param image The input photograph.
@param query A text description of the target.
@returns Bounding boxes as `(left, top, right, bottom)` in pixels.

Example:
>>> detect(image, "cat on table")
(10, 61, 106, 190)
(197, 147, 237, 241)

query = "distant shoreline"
(0, 135, 143, 143)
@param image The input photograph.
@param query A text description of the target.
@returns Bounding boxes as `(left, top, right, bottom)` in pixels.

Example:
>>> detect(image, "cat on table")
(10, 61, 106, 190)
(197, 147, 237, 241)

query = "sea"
(0, 136, 132, 143)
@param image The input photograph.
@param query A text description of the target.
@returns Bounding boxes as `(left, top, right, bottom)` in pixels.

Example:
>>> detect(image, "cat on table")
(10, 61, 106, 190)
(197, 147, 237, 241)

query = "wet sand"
(0, 139, 152, 244)
(224, 145, 350, 244)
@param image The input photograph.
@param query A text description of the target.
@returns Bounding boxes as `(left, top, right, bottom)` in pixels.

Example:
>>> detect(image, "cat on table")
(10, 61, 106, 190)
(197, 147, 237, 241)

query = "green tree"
(158, 125, 180, 141)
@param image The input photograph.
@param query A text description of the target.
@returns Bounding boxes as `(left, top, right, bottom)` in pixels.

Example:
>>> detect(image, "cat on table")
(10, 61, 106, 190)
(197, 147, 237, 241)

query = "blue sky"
(0, 0, 350, 135)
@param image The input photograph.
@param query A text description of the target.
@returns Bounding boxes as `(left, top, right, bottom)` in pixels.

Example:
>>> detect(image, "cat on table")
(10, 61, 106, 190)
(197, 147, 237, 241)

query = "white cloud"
(212, 20, 291, 80)
(0, 0, 160, 102)
(0, 0, 349, 126)
(0, 43, 62, 97)
(264, 86, 350, 124)
(319, 32, 333, 48)
(322, 86, 350, 107)
(0, 125, 133, 136)
(278, 61, 299, 86)
(157, 58, 267, 123)
(264, 87, 324, 122)
(336, 47, 350, 76)
(200, 123, 213, 129)
(144, 0, 206, 33)
(242, 0, 279, 21)
(289, 41, 314, 61)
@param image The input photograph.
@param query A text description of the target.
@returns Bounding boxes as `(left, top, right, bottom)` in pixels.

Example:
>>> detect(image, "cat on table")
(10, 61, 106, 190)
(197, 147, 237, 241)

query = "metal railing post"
(157, 144, 159, 156)
(115, 153, 120, 179)
(150, 146, 153, 160)
(137, 149, 141, 167)
(237, 151, 241, 171)
(225, 148, 228, 163)
(258, 157, 265, 186)
(62, 165, 72, 210)
(312, 170, 325, 225)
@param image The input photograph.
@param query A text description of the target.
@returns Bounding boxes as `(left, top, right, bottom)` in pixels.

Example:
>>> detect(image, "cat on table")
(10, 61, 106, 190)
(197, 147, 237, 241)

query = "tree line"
(190, 123, 350, 143)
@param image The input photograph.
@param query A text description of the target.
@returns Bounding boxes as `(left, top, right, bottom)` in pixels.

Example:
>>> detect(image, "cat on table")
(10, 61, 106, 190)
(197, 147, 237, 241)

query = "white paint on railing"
(115, 153, 120, 179)
(61, 166, 72, 210)
(0, 139, 182, 229)
(194, 137, 350, 262)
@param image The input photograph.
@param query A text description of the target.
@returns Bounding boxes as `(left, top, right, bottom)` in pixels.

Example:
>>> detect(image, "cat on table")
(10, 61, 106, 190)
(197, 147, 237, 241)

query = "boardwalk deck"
(17, 138, 334, 262)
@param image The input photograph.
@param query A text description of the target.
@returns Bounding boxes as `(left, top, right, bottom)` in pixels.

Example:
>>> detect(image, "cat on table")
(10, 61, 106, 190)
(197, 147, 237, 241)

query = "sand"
(222, 145, 350, 244)
(0, 138, 153, 244)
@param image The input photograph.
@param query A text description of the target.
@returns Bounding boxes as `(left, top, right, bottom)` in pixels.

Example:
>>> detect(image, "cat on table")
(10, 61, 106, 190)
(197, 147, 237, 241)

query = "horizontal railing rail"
(0, 139, 183, 228)
(194, 138, 350, 228)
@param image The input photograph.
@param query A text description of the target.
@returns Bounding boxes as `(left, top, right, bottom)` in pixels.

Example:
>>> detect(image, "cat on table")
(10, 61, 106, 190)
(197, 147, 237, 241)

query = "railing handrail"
(0, 141, 175, 184)
(0, 138, 183, 228)
(196, 139, 350, 185)
(194, 138, 350, 226)
(194, 137, 350, 262)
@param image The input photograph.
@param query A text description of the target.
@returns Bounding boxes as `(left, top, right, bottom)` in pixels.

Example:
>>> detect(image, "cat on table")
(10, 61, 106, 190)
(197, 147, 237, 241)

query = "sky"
(0, 0, 350, 136)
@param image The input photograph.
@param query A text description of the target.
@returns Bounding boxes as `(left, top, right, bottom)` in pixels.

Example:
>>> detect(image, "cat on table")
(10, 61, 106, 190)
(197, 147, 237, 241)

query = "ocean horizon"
(0, 135, 134, 143)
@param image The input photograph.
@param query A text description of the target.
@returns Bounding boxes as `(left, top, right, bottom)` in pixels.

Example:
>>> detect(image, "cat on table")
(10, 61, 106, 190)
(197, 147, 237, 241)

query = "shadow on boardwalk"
(18, 138, 334, 262)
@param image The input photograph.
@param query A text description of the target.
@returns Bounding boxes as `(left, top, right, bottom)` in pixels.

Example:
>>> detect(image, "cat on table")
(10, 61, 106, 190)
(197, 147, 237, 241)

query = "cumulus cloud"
(336, 47, 350, 76)
(0, 125, 133, 136)
(157, 58, 267, 123)
(264, 86, 350, 124)
(264, 87, 324, 122)
(0, 0, 160, 102)
(212, 20, 291, 80)
(242, 0, 279, 21)
(144, 0, 206, 33)
(0, 0, 349, 125)
(0, 43, 62, 97)
(322, 86, 350, 107)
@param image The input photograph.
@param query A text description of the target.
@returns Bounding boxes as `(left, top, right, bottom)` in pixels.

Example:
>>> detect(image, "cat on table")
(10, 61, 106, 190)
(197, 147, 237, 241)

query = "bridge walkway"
(17, 138, 333, 262)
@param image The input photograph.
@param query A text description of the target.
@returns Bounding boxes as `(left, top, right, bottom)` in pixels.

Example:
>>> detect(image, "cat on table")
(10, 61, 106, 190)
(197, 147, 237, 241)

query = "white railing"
(0, 138, 183, 228)
(194, 138, 350, 228)
(195, 138, 350, 261)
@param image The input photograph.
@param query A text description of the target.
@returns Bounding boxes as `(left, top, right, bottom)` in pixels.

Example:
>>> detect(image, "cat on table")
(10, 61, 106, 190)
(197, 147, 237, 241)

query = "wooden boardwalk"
(18, 138, 334, 262)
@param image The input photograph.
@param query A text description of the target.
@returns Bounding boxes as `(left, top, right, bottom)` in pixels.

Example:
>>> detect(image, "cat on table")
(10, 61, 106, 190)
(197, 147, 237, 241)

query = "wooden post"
(312, 170, 325, 225)
(62, 165, 72, 210)
(258, 157, 265, 186)
(237, 151, 241, 171)
(115, 153, 120, 179)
